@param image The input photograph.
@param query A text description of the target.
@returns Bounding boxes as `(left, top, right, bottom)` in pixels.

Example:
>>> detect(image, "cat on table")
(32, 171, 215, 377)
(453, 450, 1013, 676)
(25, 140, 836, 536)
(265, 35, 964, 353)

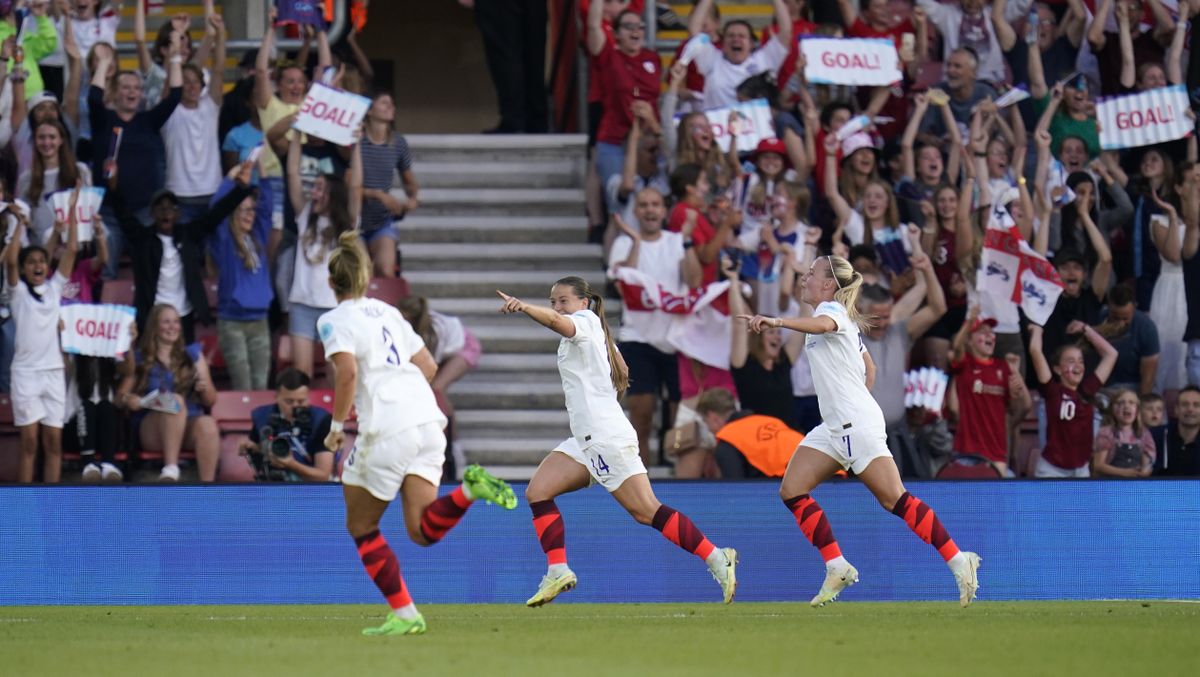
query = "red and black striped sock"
(891, 492, 961, 562)
(783, 494, 843, 562)
(354, 529, 412, 611)
(651, 505, 715, 560)
(419, 486, 473, 544)
(529, 499, 567, 566)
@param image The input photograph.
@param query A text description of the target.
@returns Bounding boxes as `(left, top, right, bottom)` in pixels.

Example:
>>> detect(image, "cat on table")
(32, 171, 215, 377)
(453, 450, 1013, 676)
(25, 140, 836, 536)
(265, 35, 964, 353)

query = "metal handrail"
(111, 0, 347, 56)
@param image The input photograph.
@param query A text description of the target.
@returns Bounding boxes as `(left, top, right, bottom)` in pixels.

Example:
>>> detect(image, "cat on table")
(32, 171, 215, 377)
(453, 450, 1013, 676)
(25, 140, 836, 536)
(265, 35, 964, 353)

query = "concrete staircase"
(402, 135, 605, 479)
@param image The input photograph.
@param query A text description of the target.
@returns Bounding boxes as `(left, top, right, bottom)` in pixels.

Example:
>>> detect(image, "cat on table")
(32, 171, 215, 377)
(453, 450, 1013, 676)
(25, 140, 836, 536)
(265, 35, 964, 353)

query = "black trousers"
(65, 399, 120, 463)
(474, 0, 549, 133)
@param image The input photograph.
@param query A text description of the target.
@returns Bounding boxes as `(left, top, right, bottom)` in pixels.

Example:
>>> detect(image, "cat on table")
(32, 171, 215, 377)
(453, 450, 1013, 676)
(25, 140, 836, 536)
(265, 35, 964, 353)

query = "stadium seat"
(935, 454, 1003, 479)
(212, 391, 277, 434)
(100, 279, 135, 306)
(366, 276, 410, 306)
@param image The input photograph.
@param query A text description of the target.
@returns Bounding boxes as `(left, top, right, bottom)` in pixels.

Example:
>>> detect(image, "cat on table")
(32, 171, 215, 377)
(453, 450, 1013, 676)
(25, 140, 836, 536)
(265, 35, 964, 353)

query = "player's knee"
(345, 516, 378, 539)
(524, 484, 547, 504)
(407, 525, 433, 547)
(631, 507, 656, 526)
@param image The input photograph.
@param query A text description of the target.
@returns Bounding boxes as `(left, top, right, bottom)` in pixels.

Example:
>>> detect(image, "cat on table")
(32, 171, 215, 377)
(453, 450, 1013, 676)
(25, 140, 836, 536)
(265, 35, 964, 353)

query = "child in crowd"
(4, 187, 82, 483)
(1028, 322, 1119, 478)
(1093, 388, 1156, 478)
(1139, 393, 1168, 464)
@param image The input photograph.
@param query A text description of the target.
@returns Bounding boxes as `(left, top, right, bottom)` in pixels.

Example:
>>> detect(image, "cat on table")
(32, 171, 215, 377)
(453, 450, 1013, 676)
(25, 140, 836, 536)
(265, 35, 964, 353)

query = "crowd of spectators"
(0, 1, 448, 483)
(600, 0, 1200, 479)
(1, 1, 1199, 483)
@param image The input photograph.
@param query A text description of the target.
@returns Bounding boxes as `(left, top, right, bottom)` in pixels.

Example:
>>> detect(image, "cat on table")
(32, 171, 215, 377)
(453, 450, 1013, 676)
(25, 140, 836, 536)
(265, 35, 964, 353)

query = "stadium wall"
(2, 480, 1197, 605)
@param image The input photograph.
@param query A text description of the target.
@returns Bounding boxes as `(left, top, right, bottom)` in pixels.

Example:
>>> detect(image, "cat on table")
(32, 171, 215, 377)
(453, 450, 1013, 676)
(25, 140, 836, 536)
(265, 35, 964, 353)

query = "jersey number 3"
(381, 327, 402, 365)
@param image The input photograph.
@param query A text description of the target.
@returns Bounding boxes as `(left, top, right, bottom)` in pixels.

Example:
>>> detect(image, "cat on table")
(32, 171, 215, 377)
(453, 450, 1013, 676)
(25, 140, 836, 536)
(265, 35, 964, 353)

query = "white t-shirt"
(804, 301, 885, 431)
(558, 310, 637, 446)
(155, 234, 192, 316)
(11, 271, 66, 372)
(608, 231, 685, 353)
(318, 298, 447, 437)
(694, 36, 789, 110)
(430, 311, 467, 364)
(163, 97, 222, 197)
(16, 163, 93, 245)
(289, 205, 339, 309)
(71, 12, 120, 59)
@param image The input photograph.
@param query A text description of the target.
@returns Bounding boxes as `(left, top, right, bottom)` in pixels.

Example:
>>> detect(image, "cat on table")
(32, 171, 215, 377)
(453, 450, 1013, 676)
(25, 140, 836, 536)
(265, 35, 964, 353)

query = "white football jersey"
(557, 309, 637, 446)
(318, 298, 446, 438)
(804, 301, 886, 432)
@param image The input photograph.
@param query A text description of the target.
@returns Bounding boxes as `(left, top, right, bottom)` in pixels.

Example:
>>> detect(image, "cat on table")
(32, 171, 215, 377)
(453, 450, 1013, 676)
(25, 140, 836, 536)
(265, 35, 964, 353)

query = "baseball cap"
(841, 132, 879, 159)
(968, 316, 998, 334)
(1053, 248, 1086, 268)
(151, 189, 180, 208)
(752, 138, 789, 166)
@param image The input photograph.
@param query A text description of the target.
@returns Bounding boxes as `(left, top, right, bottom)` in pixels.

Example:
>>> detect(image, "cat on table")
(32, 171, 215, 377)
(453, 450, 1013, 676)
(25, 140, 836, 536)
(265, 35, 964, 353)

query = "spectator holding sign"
(5, 186, 79, 483)
(835, 0, 915, 49)
(282, 132, 362, 379)
(16, 119, 91, 245)
(686, 0, 792, 109)
(117, 303, 220, 482)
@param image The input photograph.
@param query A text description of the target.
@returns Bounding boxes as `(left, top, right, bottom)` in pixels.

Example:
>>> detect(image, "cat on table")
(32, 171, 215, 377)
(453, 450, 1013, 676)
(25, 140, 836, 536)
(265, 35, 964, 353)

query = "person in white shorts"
(318, 232, 516, 638)
(497, 276, 737, 608)
(739, 255, 981, 608)
(4, 191, 81, 483)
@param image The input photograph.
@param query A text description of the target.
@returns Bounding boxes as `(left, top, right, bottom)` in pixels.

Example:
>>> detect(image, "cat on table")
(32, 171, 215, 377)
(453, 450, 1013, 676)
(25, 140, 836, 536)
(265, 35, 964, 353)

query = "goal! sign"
(1097, 85, 1193, 151)
(801, 37, 901, 87)
(293, 83, 372, 147)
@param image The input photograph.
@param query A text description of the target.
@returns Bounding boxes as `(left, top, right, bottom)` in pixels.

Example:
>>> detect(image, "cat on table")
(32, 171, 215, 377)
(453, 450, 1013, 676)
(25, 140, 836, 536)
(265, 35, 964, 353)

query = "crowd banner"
(48, 187, 105, 243)
(293, 83, 371, 146)
(1098, 85, 1193, 150)
(801, 37, 901, 86)
(59, 304, 137, 358)
(684, 98, 775, 153)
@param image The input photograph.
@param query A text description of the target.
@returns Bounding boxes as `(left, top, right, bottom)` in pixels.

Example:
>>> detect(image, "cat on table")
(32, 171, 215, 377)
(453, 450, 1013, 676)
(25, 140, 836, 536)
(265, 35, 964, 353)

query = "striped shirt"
(360, 133, 414, 233)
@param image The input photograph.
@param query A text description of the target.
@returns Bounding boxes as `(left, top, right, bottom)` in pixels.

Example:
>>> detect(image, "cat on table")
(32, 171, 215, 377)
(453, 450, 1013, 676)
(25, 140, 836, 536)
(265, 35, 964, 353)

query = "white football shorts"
(801, 421, 891, 475)
(10, 368, 66, 428)
(554, 435, 646, 492)
(341, 421, 446, 501)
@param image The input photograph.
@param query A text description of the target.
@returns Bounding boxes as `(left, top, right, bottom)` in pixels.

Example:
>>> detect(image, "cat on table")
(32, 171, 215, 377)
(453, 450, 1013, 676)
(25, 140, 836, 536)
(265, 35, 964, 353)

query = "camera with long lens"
(250, 407, 312, 481)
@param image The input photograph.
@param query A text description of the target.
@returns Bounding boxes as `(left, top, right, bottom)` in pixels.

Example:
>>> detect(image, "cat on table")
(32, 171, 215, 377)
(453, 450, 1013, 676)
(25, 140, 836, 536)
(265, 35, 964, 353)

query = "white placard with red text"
(1098, 85, 1193, 151)
(59, 304, 137, 358)
(684, 98, 775, 153)
(292, 82, 371, 146)
(48, 187, 105, 243)
(801, 37, 901, 86)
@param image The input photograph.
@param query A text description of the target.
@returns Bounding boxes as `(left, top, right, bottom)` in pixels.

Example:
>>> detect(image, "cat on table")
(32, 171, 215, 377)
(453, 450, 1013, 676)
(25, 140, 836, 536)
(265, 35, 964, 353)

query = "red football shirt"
(846, 17, 914, 52)
(1040, 373, 1102, 470)
(761, 19, 818, 97)
(667, 202, 717, 285)
(581, 0, 646, 103)
(950, 353, 1012, 463)
(596, 42, 661, 145)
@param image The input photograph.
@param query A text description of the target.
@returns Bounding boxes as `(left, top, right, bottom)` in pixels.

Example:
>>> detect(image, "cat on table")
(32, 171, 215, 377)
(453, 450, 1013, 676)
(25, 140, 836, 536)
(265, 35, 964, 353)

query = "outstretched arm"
(1087, 0, 1113, 53)
(497, 291, 578, 338)
(688, 0, 716, 36)
(1027, 324, 1052, 384)
(993, 0, 1017, 51)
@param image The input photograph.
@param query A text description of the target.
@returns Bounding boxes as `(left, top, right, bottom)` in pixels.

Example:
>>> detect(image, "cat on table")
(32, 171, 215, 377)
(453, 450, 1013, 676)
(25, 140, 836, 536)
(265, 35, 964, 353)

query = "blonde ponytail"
(327, 231, 370, 299)
(828, 255, 873, 331)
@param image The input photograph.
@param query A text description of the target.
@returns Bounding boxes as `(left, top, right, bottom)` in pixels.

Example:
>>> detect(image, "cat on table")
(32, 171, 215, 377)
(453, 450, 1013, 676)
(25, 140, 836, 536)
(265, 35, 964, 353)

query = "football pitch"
(2, 601, 1197, 676)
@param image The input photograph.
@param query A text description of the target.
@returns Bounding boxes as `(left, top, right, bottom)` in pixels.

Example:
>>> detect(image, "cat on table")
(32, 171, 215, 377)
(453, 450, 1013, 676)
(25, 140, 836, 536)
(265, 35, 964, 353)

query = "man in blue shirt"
(241, 368, 335, 481)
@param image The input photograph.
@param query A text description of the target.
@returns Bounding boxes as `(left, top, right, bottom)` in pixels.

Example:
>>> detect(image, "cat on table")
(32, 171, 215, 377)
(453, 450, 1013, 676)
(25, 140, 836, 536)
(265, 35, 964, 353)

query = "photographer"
(239, 368, 334, 482)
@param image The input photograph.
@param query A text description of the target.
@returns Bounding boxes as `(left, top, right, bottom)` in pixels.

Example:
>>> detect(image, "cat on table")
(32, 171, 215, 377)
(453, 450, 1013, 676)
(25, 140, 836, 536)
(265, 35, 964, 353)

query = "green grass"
(2, 602, 1197, 676)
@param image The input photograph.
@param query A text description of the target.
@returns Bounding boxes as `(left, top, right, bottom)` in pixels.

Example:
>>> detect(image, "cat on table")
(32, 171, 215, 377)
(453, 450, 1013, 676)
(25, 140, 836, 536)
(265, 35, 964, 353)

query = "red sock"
(419, 486, 472, 544)
(891, 492, 961, 562)
(529, 499, 567, 566)
(651, 505, 715, 561)
(354, 529, 412, 610)
(783, 494, 843, 562)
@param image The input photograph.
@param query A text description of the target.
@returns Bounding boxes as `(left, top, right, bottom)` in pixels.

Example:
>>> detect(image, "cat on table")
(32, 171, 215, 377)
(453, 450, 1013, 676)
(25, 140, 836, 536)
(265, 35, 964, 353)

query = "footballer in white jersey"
(740, 255, 981, 609)
(498, 276, 738, 609)
(320, 231, 516, 638)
